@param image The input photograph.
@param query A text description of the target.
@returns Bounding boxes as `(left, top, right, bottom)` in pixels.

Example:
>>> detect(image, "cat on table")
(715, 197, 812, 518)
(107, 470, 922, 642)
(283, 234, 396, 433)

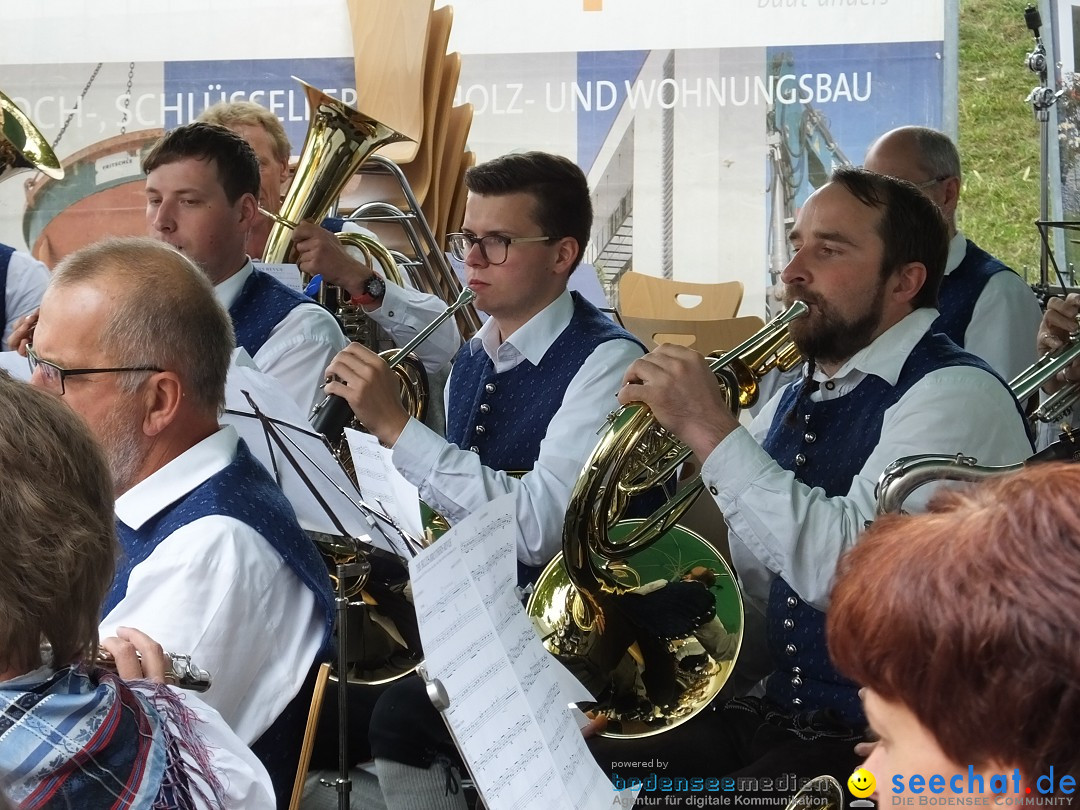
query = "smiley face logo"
(848, 768, 876, 798)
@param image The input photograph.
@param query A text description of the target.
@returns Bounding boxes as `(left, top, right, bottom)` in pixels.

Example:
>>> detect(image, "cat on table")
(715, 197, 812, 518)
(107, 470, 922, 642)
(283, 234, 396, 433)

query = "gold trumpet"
(527, 301, 808, 737)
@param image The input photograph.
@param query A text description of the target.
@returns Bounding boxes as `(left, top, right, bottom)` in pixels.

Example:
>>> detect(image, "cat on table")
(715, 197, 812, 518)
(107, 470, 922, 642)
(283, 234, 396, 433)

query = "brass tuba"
(527, 301, 808, 737)
(0, 89, 63, 181)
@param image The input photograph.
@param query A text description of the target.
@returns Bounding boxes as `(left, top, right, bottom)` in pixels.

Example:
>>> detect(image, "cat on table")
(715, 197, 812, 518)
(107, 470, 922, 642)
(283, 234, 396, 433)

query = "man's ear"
(891, 261, 927, 306)
(238, 192, 260, 229)
(141, 372, 183, 437)
(554, 236, 580, 277)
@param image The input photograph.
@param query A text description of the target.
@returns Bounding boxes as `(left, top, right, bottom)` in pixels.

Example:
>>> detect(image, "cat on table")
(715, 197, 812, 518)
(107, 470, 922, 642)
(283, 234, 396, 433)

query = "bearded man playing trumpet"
(588, 168, 1034, 805)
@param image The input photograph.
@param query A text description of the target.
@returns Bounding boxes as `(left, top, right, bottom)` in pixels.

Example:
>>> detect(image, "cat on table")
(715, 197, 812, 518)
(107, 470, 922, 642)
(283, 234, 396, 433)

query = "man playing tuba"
(588, 168, 1034, 805)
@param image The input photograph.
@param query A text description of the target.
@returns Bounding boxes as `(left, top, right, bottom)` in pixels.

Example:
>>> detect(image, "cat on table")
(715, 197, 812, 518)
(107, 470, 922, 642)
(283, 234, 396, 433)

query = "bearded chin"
(790, 305, 882, 368)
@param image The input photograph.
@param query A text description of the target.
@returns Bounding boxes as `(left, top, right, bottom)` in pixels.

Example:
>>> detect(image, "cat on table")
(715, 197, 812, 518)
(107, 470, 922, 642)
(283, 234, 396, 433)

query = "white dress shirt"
(216, 259, 349, 413)
(704, 308, 1034, 611)
(948, 231, 1042, 383)
(101, 426, 324, 744)
(390, 289, 643, 567)
(3, 248, 49, 344)
(341, 220, 461, 374)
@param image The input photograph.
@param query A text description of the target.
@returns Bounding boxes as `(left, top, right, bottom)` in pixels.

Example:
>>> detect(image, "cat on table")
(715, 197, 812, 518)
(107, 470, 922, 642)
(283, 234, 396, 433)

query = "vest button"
(479, 403, 491, 414)
(791, 697, 803, 707)
(794, 453, 806, 466)
(469, 446, 479, 453)
(783, 618, 794, 630)
(803, 432, 816, 443)
(475, 425, 486, 435)
(803, 413, 811, 424)
(785, 643, 797, 656)
(485, 383, 496, 393)
(791, 666, 802, 674)
(791, 676, 803, 688)
(787, 596, 798, 608)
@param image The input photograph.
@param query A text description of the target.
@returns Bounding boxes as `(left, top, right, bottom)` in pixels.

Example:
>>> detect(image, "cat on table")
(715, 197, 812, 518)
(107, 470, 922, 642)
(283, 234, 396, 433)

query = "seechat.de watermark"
(889, 767, 1075, 806)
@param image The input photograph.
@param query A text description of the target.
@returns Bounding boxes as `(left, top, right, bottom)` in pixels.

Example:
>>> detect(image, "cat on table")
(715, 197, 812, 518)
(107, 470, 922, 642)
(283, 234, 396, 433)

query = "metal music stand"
(1024, 4, 1073, 295)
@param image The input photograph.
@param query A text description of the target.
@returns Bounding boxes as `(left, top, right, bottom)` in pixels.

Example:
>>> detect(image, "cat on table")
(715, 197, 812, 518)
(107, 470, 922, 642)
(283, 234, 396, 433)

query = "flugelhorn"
(527, 301, 808, 737)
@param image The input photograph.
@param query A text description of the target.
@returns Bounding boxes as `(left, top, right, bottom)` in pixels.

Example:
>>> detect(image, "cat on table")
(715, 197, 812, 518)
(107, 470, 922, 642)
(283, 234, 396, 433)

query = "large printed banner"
(0, 0, 949, 316)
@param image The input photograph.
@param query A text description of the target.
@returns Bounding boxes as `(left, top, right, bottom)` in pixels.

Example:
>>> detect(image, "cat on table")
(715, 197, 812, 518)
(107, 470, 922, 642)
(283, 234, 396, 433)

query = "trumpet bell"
(527, 520, 743, 738)
(0, 90, 63, 180)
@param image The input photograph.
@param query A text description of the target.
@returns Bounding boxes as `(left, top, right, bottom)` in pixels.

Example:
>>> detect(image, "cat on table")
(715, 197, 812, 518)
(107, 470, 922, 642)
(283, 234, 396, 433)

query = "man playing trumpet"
(590, 168, 1034, 804)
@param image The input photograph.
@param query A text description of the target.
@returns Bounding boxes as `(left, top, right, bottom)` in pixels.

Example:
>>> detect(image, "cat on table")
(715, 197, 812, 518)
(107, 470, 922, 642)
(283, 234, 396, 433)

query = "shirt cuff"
(361, 280, 407, 323)
(700, 425, 777, 509)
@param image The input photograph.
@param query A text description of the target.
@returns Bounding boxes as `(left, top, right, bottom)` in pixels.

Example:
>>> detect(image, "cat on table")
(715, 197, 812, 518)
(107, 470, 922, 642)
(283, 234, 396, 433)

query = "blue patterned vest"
(0, 244, 12, 321)
(446, 292, 643, 582)
(759, 330, 1027, 727)
(228, 266, 315, 356)
(934, 240, 1015, 346)
(104, 440, 335, 803)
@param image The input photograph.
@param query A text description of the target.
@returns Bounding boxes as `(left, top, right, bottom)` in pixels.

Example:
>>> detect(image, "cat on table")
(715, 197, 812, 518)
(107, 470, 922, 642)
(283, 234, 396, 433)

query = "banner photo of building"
(0, 0, 950, 317)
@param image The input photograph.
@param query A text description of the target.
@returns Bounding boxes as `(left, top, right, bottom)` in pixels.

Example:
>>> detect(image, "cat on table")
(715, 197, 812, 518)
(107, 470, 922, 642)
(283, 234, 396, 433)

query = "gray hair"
(905, 126, 962, 184)
(50, 237, 234, 417)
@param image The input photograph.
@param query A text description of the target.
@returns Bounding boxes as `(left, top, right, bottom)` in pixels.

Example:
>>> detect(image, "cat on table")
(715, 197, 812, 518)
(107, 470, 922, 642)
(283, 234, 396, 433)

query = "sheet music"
(252, 261, 305, 292)
(0, 351, 30, 381)
(410, 495, 638, 809)
(220, 362, 396, 553)
(344, 427, 425, 540)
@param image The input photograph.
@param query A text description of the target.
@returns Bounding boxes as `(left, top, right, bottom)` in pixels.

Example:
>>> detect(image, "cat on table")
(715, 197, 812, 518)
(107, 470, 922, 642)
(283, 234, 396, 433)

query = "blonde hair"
(198, 100, 291, 164)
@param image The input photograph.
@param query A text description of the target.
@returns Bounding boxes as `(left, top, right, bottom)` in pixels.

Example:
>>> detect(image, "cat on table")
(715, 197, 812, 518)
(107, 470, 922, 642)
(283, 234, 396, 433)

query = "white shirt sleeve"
(704, 365, 1034, 610)
(180, 692, 277, 809)
(253, 301, 349, 413)
(362, 280, 462, 374)
(963, 269, 1043, 383)
(4, 250, 50, 344)
(391, 337, 643, 567)
(340, 220, 462, 373)
(100, 515, 323, 744)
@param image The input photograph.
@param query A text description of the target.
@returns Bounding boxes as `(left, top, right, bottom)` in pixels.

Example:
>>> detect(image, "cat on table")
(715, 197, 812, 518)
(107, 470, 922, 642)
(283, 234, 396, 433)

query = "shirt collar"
(213, 258, 255, 309)
(944, 230, 966, 276)
(466, 289, 574, 371)
(810, 307, 939, 388)
(115, 425, 238, 530)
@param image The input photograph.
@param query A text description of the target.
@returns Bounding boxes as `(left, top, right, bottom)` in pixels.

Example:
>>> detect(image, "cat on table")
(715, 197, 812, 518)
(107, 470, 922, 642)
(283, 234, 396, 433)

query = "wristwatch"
(349, 273, 386, 306)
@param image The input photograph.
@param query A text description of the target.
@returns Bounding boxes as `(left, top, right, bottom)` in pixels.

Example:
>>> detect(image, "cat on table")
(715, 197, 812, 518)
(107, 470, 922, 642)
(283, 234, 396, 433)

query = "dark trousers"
(588, 697, 866, 807)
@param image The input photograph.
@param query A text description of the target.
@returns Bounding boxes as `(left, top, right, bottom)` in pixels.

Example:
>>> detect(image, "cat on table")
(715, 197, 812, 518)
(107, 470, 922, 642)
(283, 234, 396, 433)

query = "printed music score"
(410, 495, 639, 809)
(345, 428, 425, 540)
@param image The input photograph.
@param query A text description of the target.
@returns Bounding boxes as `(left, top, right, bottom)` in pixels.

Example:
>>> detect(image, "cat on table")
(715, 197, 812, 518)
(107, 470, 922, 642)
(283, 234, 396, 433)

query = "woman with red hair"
(829, 462, 1080, 799)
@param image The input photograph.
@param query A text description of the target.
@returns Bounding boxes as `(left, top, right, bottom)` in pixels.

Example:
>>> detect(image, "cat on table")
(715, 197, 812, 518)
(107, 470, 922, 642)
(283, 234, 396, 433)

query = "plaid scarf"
(0, 664, 225, 809)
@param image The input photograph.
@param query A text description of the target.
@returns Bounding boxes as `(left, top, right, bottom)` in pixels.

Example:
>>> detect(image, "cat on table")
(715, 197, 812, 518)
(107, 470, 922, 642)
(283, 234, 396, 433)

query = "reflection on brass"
(0, 89, 64, 182)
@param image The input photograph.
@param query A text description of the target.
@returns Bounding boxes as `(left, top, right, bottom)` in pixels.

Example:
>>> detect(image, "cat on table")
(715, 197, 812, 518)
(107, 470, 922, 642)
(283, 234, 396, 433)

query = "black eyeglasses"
(26, 344, 164, 396)
(446, 232, 555, 266)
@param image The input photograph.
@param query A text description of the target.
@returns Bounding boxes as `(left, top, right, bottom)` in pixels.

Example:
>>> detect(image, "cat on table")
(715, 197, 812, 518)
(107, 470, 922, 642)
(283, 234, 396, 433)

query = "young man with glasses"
(863, 126, 1042, 382)
(26, 236, 335, 806)
(320, 151, 646, 809)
